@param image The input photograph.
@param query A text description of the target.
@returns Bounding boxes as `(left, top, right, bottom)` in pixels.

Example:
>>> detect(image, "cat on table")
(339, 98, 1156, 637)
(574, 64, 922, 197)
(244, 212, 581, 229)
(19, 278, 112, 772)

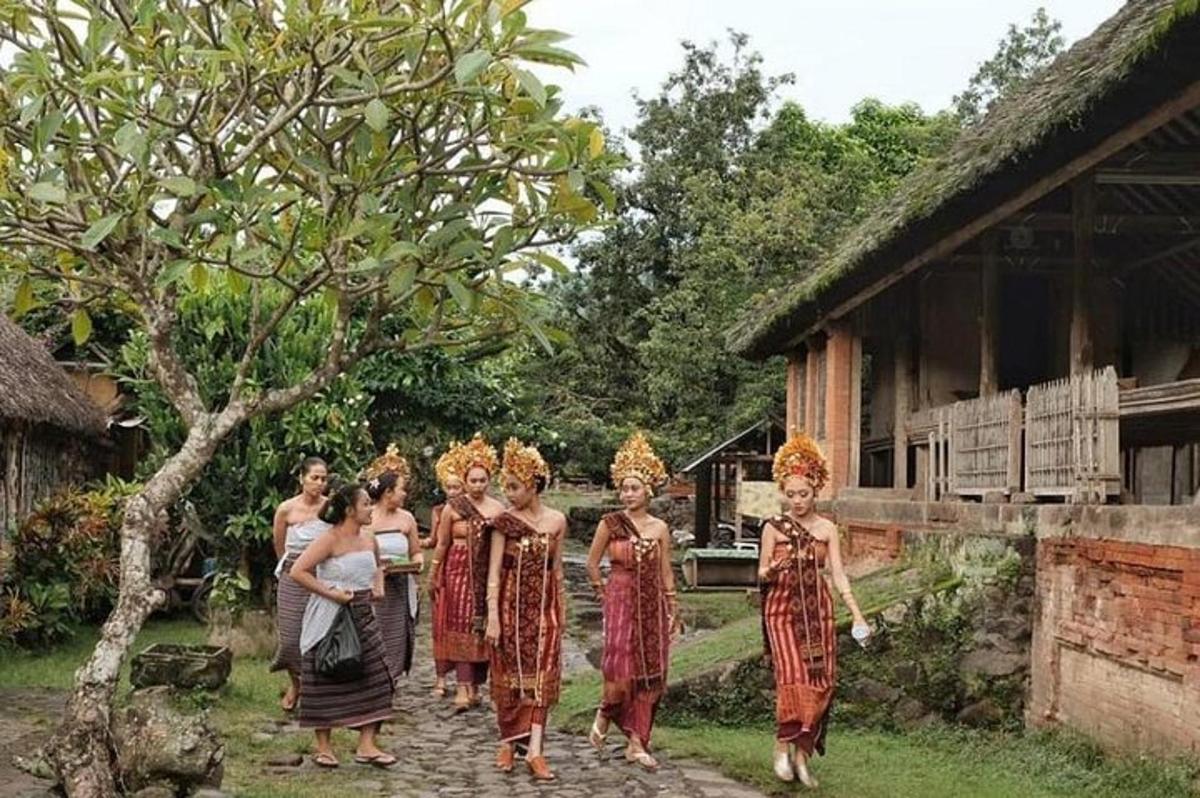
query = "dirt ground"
(0, 688, 64, 798)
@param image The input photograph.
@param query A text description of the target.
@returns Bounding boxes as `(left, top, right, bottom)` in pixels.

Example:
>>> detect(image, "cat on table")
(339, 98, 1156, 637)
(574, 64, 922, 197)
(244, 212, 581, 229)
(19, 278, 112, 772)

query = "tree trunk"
(48, 413, 241, 797)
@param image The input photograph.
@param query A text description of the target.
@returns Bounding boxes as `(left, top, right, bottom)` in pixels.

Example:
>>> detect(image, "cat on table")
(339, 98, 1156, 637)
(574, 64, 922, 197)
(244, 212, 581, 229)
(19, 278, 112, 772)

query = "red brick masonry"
(1029, 537, 1200, 755)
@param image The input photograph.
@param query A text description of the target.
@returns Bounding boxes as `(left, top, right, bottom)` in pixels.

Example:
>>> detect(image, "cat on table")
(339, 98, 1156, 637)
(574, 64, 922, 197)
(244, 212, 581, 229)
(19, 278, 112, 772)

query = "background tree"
(952, 6, 1065, 124)
(0, 1, 613, 793)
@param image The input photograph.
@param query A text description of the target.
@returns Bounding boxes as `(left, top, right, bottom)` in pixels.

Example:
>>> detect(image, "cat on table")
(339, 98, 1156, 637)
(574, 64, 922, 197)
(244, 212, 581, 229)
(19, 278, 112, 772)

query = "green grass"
(542, 486, 612, 516)
(650, 722, 1200, 798)
(558, 564, 955, 728)
(677, 590, 758, 629)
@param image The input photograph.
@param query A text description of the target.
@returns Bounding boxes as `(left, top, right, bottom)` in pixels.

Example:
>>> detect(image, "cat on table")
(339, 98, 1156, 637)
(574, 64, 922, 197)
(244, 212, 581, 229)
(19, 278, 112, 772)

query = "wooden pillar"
(980, 231, 1000, 396)
(893, 332, 912, 489)
(824, 320, 857, 497)
(1071, 175, 1096, 377)
(785, 352, 805, 435)
(804, 344, 820, 435)
(733, 459, 743, 541)
(694, 459, 712, 548)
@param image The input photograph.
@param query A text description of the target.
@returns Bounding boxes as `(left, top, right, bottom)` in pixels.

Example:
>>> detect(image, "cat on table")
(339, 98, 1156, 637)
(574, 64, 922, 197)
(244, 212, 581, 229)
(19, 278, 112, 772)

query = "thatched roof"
(0, 314, 107, 436)
(731, 0, 1200, 359)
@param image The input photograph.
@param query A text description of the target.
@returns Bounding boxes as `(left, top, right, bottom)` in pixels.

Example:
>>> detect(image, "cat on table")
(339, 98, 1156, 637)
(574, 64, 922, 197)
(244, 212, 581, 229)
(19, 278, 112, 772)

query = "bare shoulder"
(810, 515, 839, 540)
(647, 516, 670, 538)
(399, 509, 419, 531)
(547, 506, 568, 529)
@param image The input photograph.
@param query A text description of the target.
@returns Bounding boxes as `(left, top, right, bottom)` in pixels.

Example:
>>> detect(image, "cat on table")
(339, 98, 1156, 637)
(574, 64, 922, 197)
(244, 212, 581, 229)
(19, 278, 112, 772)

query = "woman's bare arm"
(290, 534, 351, 604)
(584, 520, 610, 598)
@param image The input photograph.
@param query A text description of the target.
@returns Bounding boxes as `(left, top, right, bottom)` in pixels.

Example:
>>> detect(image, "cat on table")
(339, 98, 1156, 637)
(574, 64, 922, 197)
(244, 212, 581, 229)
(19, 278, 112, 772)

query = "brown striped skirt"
(376, 573, 415, 679)
(298, 591, 395, 729)
(270, 554, 307, 675)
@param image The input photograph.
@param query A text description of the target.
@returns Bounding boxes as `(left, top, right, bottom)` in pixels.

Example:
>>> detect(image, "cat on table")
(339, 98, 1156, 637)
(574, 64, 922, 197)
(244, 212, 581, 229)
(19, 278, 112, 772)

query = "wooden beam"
(1071, 175, 1096, 377)
(1095, 169, 1200, 186)
(787, 79, 1200, 346)
(979, 232, 1000, 397)
(785, 353, 804, 435)
(1001, 213, 1200, 235)
(893, 333, 912, 489)
(1118, 236, 1200, 275)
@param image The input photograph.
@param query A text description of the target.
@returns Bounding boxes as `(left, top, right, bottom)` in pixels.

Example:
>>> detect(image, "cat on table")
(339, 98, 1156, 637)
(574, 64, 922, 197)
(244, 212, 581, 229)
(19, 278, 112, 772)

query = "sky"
(530, 0, 1126, 135)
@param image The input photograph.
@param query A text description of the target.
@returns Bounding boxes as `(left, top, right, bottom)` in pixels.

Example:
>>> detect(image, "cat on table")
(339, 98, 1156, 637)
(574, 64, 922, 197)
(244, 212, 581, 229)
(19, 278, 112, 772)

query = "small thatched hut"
(0, 314, 108, 533)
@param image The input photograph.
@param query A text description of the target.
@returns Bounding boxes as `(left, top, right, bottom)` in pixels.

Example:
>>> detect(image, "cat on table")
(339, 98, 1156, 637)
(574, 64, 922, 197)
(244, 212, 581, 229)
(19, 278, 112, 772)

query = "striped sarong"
(298, 591, 394, 729)
(270, 554, 307, 675)
(762, 517, 835, 755)
(377, 572, 415, 679)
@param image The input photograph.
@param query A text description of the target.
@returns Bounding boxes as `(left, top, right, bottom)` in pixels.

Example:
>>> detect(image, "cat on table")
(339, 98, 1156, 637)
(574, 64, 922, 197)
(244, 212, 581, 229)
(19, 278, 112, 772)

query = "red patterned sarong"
(761, 516, 835, 755)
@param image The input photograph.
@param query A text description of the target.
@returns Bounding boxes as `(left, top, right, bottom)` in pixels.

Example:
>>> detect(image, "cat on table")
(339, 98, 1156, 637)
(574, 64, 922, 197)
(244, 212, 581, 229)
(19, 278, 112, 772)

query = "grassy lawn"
(651, 722, 1199, 798)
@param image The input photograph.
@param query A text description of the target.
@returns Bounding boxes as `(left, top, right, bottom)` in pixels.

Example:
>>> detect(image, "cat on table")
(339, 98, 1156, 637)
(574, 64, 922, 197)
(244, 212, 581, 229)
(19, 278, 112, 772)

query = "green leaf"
(454, 50, 491, 85)
(35, 110, 64, 153)
(160, 176, 198, 196)
(80, 213, 123, 250)
(226, 268, 247, 295)
(527, 250, 569, 275)
(384, 240, 422, 261)
(388, 262, 418, 297)
(114, 121, 146, 159)
(29, 182, 67, 204)
(71, 308, 93, 346)
(512, 68, 546, 107)
(444, 274, 475, 311)
(12, 278, 37, 318)
(364, 98, 389, 132)
(155, 259, 190, 288)
(190, 262, 209, 291)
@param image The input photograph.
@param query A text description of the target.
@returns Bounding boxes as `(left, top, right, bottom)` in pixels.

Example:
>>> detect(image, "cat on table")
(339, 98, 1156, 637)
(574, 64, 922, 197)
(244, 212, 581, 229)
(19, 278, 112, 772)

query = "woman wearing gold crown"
(427, 444, 466, 699)
(485, 439, 567, 781)
(430, 434, 504, 711)
(584, 432, 678, 771)
(362, 444, 423, 683)
(760, 433, 868, 787)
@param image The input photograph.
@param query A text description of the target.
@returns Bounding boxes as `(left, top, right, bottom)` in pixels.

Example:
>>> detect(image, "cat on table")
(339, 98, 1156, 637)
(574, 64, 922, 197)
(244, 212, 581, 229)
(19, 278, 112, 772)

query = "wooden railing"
(917, 368, 1119, 502)
(1025, 366, 1120, 500)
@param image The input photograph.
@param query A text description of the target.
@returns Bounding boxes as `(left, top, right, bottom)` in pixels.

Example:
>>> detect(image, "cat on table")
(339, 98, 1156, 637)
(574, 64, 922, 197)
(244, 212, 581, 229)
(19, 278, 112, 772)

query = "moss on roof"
(731, 0, 1200, 359)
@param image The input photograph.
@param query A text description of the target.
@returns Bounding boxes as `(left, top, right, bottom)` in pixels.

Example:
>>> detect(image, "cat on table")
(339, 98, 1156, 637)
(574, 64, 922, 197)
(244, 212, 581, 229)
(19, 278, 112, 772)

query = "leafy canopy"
(0, 0, 615, 425)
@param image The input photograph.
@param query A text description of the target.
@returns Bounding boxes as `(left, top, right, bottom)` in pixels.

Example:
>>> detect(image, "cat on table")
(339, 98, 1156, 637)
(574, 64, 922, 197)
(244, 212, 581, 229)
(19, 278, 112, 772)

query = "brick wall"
(1029, 537, 1200, 755)
(842, 521, 903, 566)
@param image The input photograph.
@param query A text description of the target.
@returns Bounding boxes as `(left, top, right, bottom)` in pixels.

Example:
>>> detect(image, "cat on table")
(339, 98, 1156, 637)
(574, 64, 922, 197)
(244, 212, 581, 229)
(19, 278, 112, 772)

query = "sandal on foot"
(313, 752, 339, 769)
(588, 719, 607, 750)
(626, 750, 658, 771)
(452, 695, 471, 713)
(354, 752, 397, 768)
(495, 745, 515, 773)
(526, 755, 556, 781)
(431, 684, 447, 698)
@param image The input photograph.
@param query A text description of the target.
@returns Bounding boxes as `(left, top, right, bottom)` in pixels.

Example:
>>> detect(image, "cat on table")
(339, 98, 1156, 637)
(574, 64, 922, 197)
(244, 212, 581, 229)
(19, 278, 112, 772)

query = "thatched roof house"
(1, 314, 108, 531)
(731, 0, 1200, 359)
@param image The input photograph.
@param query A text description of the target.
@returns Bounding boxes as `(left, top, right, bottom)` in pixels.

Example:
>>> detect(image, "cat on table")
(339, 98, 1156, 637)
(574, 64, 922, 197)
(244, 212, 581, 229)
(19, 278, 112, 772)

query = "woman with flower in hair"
(759, 434, 868, 787)
(430, 434, 504, 711)
(427, 444, 466, 699)
(585, 432, 679, 771)
(485, 438, 566, 781)
(270, 456, 329, 712)
(362, 444, 423, 683)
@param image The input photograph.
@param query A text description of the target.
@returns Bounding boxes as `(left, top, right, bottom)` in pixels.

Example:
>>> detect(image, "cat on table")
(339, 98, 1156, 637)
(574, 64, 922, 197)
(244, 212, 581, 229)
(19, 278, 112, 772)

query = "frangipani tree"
(0, 0, 614, 793)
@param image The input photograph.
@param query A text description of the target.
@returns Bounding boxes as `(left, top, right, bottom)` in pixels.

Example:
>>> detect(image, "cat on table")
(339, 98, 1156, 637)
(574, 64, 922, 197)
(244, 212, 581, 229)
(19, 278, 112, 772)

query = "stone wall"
(833, 498, 1200, 757)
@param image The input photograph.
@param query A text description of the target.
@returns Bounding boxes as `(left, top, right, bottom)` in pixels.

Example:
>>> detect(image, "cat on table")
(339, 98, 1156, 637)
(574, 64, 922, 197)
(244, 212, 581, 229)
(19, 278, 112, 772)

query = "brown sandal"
(495, 744, 515, 773)
(526, 755, 556, 781)
(313, 752, 339, 769)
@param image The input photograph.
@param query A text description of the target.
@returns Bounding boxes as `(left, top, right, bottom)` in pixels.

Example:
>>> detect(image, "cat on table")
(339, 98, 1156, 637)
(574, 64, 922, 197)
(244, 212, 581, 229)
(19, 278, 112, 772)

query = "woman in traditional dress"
(428, 445, 466, 698)
(363, 444, 423, 683)
(486, 438, 566, 782)
(759, 434, 868, 787)
(585, 432, 678, 771)
(430, 434, 504, 711)
(270, 456, 329, 712)
(290, 480, 396, 769)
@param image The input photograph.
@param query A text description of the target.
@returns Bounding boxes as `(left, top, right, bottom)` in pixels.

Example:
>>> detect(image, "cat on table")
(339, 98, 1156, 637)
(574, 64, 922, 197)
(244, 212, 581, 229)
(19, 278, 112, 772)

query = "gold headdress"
(772, 433, 829, 492)
(434, 443, 465, 487)
(501, 437, 551, 488)
(610, 432, 668, 492)
(362, 442, 411, 484)
(457, 433, 498, 479)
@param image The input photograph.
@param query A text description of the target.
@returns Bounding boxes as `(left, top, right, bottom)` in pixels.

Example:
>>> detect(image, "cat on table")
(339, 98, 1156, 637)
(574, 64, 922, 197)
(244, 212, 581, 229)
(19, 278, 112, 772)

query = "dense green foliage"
(0, 479, 138, 647)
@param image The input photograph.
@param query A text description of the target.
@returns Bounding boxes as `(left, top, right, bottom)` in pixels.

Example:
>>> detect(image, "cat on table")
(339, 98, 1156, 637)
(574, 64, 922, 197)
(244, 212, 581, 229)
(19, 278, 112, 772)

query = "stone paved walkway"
(253, 629, 767, 798)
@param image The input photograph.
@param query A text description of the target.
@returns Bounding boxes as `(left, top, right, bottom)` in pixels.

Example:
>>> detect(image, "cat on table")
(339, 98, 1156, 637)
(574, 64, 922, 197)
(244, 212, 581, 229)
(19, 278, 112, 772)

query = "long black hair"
(320, 477, 366, 525)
